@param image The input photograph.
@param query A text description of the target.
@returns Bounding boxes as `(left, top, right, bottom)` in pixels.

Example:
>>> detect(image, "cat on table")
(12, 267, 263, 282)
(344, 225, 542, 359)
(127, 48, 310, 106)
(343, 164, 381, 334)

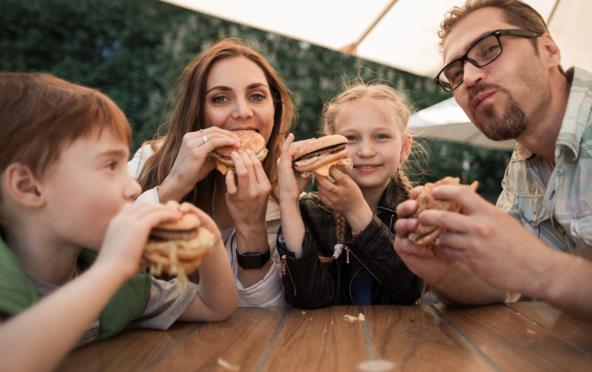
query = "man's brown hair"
(0, 72, 130, 179)
(438, 0, 549, 50)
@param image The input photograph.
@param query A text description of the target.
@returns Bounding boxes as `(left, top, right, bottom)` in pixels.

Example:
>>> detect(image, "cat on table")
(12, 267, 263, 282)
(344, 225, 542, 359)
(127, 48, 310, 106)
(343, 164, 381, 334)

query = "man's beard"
(472, 92, 527, 141)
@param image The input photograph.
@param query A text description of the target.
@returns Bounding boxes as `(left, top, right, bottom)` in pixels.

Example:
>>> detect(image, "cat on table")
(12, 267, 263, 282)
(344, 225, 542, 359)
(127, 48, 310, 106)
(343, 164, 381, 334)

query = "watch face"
(237, 249, 271, 269)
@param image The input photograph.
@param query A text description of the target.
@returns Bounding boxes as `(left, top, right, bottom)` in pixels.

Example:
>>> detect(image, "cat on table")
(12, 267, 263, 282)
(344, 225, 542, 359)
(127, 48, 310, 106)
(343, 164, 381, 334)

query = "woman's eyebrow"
(206, 85, 231, 94)
(206, 83, 268, 95)
(246, 83, 268, 90)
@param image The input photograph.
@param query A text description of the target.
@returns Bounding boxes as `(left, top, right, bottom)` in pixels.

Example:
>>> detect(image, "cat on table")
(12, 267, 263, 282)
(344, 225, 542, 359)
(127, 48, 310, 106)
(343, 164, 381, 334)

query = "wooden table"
(59, 302, 592, 371)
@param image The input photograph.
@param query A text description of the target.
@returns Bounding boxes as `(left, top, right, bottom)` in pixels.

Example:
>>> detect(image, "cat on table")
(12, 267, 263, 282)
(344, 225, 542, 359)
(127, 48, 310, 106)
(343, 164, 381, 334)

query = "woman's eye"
(345, 135, 359, 143)
(376, 133, 392, 140)
(211, 95, 229, 104)
(250, 93, 265, 102)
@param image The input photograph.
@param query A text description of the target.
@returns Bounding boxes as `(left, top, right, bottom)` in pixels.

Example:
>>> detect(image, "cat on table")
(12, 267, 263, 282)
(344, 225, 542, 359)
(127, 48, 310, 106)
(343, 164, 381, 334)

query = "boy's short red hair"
(0, 72, 131, 179)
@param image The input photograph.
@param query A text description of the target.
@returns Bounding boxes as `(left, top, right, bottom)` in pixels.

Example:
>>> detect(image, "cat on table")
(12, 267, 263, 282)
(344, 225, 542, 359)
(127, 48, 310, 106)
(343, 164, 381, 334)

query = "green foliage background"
(1, 0, 511, 202)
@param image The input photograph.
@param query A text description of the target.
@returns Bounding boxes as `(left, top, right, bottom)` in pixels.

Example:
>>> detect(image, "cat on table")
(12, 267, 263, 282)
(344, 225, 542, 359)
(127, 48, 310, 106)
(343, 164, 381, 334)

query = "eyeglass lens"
(440, 34, 502, 90)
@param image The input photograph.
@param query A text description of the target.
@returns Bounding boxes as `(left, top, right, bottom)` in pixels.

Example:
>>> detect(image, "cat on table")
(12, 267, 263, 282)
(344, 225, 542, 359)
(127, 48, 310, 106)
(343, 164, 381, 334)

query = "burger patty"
(212, 148, 268, 163)
(294, 143, 346, 162)
(150, 229, 199, 241)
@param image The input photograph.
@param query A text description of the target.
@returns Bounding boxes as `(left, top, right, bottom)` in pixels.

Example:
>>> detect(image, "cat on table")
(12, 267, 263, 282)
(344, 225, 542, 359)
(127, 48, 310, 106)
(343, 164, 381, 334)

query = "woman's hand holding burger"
(206, 129, 272, 238)
(223, 135, 272, 278)
(225, 148, 272, 234)
(225, 147, 274, 285)
(159, 128, 240, 202)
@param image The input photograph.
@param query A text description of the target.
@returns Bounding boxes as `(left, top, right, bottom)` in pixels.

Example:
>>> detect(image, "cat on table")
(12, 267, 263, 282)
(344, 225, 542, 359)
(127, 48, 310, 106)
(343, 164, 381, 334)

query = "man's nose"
(462, 60, 486, 88)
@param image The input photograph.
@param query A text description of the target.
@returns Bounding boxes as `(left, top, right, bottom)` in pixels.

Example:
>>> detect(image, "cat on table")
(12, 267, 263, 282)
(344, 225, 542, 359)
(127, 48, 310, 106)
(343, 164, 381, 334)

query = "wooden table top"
(59, 302, 592, 371)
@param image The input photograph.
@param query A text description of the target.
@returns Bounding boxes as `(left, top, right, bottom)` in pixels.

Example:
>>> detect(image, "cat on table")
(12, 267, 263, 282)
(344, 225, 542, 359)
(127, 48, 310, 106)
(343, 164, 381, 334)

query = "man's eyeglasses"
(434, 29, 541, 92)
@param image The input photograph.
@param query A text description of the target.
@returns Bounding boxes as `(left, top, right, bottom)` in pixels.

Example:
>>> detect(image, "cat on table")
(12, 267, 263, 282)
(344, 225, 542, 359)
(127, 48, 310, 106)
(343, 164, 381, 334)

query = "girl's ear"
(400, 133, 413, 163)
(2, 163, 46, 208)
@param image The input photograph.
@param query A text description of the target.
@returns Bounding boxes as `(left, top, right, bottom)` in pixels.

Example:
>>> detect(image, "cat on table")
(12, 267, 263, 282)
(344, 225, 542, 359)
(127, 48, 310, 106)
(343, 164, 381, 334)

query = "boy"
(0, 73, 238, 371)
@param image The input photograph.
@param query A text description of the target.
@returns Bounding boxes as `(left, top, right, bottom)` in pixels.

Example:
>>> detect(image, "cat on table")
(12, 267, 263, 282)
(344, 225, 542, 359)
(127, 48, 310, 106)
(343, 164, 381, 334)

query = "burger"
(292, 135, 352, 177)
(144, 212, 217, 278)
(210, 130, 268, 175)
(408, 177, 478, 248)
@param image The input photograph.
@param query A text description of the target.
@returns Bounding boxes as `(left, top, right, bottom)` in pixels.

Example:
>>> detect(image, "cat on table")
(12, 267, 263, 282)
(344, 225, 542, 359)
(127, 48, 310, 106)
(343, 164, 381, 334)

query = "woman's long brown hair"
(138, 38, 295, 216)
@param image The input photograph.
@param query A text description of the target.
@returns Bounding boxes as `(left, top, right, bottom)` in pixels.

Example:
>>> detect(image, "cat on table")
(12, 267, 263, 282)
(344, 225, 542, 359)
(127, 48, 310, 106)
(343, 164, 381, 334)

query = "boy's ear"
(400, 133, 413, 163)
(2, 163, 46, 208)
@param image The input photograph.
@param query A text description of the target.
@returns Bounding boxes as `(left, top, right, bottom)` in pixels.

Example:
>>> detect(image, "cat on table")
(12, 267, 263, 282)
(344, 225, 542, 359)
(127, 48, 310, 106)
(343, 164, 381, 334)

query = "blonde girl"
(276, 83, 422, 308)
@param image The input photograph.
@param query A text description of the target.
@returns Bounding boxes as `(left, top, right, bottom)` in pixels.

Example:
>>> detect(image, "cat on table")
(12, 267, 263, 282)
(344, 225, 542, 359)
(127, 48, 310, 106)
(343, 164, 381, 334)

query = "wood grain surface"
(59, 303, 592, 372)
(435, 303, 592, 371)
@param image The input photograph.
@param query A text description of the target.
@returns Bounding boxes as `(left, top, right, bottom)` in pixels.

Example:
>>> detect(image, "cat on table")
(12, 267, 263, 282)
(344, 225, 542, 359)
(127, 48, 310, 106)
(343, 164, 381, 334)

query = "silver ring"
(202, 134, 208, 144)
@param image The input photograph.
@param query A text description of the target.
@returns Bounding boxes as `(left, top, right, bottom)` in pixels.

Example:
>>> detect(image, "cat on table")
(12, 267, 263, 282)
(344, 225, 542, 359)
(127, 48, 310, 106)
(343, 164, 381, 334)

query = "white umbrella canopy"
(162, 0, 592, 78)
(162, 0, 590, 150)
(408, 97, 516, 150)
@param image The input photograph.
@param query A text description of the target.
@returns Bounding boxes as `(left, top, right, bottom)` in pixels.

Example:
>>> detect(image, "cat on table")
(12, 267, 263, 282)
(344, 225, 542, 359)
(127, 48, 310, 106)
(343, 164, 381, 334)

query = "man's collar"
(554, 67, 592, 160)
(512, 67, 591, 162)
(512, 142, 534, 161)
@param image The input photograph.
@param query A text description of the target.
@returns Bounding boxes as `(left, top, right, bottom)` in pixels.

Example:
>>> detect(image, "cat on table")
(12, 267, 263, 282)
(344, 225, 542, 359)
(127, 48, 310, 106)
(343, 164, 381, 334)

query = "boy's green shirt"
(0, 239, 151, 340)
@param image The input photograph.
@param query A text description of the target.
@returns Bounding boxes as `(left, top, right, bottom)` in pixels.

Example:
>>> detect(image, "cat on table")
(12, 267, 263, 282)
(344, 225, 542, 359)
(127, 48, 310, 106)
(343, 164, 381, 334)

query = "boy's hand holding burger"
(98, 201, 219, 282)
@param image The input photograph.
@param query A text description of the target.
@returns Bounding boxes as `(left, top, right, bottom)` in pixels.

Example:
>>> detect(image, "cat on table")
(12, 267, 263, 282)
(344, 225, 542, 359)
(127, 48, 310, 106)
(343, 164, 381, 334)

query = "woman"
(129, 38, 295, 306)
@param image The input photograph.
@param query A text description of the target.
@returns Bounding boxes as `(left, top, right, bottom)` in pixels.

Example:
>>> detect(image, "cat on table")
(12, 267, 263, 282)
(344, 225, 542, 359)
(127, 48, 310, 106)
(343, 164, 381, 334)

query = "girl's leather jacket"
(278, 179, 423, 308)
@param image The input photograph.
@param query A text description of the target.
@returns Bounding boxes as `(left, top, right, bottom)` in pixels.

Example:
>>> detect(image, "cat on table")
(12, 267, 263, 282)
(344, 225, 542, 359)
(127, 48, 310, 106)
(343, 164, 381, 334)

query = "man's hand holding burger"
(394, 180, 510, 305)
(415, 184, 564, 299)
(393, 186, 456, 286)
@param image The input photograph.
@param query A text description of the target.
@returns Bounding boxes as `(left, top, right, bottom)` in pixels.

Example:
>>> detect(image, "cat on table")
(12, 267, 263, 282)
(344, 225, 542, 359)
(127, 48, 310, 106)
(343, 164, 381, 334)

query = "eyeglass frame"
(434, 29, 541, 92)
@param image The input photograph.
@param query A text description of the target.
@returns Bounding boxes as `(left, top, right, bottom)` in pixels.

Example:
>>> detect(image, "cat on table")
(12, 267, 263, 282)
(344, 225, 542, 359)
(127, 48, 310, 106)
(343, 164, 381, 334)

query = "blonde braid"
(334, 212, 347, 244)
(397, 168, 414, 193)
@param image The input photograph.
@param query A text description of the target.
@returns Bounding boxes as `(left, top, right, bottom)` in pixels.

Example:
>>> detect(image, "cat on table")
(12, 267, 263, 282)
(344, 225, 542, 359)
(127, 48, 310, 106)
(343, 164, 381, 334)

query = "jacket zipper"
(281, 254, 297, 296)
(344, 247, 383, 285)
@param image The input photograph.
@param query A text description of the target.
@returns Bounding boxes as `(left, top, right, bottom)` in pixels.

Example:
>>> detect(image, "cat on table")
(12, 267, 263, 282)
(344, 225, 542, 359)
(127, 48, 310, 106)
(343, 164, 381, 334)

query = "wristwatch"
(236, 248, 271, 269)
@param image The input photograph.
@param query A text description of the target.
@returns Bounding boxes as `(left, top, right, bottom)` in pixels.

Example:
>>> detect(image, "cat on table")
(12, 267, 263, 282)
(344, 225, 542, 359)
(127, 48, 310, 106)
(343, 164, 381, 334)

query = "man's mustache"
(468, 83, 506, 102)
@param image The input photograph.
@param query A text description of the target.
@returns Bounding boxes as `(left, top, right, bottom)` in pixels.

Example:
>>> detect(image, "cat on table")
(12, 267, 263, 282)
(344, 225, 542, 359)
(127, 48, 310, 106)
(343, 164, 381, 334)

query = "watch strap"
(236, 248, 271, 269)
